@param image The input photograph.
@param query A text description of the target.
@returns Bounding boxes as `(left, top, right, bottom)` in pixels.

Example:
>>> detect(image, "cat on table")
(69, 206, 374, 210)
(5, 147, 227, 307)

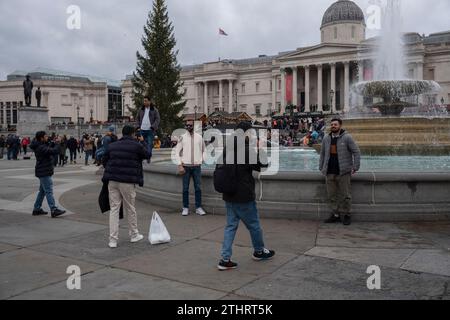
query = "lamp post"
(113, 102, 117, 133)
(441, 97, 445, 105)
(90, 108, 93, 123)
(76, 105, 80, 140)
(329, 89, 335, 114)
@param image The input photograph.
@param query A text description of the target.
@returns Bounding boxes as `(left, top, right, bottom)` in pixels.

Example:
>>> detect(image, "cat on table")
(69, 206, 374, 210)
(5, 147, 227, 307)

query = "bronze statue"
(23, 75, 33, 106)
(36, 87, 42, 107)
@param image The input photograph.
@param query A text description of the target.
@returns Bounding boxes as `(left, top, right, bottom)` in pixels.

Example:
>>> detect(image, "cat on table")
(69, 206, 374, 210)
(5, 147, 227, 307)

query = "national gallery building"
(176, 0, 450, 120)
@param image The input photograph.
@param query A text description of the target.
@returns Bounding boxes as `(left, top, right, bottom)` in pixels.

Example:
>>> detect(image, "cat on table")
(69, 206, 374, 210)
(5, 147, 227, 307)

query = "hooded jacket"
(319, 129, 361, 176)
(30, 139, 60, 177)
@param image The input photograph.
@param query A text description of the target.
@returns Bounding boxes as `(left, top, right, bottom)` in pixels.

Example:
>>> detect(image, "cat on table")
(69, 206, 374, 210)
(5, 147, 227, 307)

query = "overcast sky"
(0, 0, 449, 81)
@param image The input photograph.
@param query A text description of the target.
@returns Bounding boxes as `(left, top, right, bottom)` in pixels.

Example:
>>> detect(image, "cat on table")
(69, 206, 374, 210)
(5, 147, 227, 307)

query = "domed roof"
(321, 0, 366, 28)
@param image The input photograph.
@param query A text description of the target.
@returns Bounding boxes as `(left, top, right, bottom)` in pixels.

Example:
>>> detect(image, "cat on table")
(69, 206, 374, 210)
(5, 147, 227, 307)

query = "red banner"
(364, 68, 373, 81)
(285, 73, 293, 104)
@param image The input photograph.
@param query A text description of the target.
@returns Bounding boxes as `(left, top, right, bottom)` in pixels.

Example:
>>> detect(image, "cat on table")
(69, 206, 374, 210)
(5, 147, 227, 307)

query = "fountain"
(346, 0, 450, 155)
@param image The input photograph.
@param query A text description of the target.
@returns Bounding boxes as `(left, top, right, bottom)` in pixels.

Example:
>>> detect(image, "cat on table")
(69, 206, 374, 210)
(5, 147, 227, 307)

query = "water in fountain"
(373, 0, 405, 81)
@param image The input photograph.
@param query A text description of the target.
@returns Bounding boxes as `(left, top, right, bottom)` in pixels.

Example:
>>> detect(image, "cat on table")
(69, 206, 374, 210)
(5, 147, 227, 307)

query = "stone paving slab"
(235, 255, 449, 300)
(0, 243, 20, 254)
(317, 223, 435, 249)
(0, 216, 107, 247)
(0, 249, 103, 300)
(401, 249, 450, 277)
(0, 210, 36, 226)
(200, 219, 318, 255)
(10, 267, 226, 300)
(29, 228, 189, 266)
(304, 247, 415, 269)
(398, 222, 450, 251)
(113, 239, 297, 293)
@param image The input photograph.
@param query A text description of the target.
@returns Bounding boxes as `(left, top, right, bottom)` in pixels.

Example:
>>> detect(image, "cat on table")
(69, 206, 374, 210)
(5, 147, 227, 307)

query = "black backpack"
(213, 163, 238, 195)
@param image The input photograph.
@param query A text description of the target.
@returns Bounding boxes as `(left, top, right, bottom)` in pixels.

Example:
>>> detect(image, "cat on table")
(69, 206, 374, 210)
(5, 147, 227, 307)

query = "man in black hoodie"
(217, 122, 275, 271)
(30, 131, 66, 217)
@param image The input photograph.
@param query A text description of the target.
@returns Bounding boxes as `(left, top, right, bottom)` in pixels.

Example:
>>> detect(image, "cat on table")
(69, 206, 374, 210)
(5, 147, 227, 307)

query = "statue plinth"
(17, 106, 50, 137)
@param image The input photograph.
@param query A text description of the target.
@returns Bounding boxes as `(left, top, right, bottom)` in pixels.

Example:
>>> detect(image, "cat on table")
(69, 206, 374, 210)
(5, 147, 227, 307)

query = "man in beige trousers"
(102, 125, 150, 248)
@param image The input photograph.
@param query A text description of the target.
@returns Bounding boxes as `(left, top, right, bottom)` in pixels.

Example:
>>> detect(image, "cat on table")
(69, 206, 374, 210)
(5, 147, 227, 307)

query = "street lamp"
(441, 97, 445, 105)
(329, 89, 335, 113)
(113, 102, 117, 133)
(76, 105, 81, 140)
(90, 107, 93, 123)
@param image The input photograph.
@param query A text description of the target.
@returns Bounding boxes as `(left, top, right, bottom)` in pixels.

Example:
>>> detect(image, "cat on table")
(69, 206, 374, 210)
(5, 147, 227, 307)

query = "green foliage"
(131, 0, 185, 134)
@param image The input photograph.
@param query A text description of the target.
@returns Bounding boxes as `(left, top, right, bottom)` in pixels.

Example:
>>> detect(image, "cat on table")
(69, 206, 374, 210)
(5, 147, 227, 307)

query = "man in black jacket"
(217, 122, 275, 271)
(102, 125, 150, 248)
(30, 131, 66, 218)
(67, 136, 78, 164)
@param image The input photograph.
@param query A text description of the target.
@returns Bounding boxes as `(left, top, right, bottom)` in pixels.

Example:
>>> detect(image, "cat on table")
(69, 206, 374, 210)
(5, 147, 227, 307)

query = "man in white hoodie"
(174, 120, 208, 216)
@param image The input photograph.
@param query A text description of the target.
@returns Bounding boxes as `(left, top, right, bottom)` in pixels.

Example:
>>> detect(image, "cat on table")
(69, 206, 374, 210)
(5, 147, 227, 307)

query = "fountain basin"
(137, 150, 450, 221)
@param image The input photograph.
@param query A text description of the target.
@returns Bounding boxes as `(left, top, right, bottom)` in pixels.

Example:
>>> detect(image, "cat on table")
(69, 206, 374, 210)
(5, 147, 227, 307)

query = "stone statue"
(23, 75, 33, 106)
(35, 87, 42, 107)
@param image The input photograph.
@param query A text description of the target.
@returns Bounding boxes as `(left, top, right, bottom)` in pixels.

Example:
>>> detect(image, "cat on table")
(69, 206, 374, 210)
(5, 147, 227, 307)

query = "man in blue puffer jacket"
(102, 125, 150, 248)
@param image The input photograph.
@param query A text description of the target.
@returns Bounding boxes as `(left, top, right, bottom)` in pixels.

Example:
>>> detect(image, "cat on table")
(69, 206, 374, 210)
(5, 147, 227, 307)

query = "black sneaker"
(32, 209, 48, 216)
(253, 248, 275, 261)
(217, 259, 238, 271)
(51, 208, 66, 218)
(324, 213, 341, 223)
(343, 214, 352, 226)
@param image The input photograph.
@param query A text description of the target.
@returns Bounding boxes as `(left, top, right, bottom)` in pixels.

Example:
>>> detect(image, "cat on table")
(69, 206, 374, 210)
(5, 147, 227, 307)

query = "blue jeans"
(221, 201, 265, 261)
(141, 130, 154, 158)
(33, 176, 57, 211)
(182, 166, 202, 209)
(85, 150, 93, 165)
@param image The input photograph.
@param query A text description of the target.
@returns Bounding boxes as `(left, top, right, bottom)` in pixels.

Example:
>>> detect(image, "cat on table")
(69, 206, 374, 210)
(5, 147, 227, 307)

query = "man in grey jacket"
(319, 118, 361, 226)
(136, 96, 160, 163)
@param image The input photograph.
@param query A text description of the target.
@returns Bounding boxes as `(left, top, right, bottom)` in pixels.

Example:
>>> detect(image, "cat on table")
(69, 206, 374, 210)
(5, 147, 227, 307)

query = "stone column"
(317, 64, 323, 111)
(416, 62, 424, 80)
(272, 76, 276, 114)
(195, 82, 199, 109)
(292, 67, 298, 107)
(344, 61, 350, 112)
(219, 80, 223, 111)
(305, 66, 310, 112)
(281, 68, 286, 113)
(330, 63, 336, 113)
(358, 60, 364, 106)
(203, 81, 208, 114)
(228, 80, 233, 113)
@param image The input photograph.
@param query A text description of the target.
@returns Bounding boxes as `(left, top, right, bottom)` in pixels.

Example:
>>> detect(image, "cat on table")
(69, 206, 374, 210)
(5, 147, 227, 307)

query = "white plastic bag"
(148, 211, 171, 245)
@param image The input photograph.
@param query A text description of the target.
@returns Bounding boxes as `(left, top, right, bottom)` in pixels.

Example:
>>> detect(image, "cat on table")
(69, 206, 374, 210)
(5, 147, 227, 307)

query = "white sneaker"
(109, 240, 118, 248)
(130, 234, 144, 243)
(181, 208, 189, 216)
(196, 207, 207, 216)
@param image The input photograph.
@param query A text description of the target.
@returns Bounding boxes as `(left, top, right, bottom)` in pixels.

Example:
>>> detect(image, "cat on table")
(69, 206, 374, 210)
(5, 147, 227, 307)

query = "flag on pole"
(219, 28, 228, 36)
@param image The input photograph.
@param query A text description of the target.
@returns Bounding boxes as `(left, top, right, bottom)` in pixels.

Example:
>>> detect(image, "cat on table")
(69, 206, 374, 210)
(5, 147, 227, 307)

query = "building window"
(12, 102, 18, 124)
(0, 102, 4, 125)
(270, 81, 273, 92)
(351, 26, 355, 38)
(278, 79, 281, 90)
(334, 27, 338, 39)
(241, 83, 246, 94)
(321, 30, 324, 41)
(427, 68, 435, 80)
(255, 82, 260, 93)
(255, 104, 261, 116)
(6, 102, 11, 124)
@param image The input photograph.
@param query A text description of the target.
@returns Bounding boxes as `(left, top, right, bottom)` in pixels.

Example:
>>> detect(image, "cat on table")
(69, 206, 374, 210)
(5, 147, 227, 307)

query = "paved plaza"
(0, 156, 449, 300)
